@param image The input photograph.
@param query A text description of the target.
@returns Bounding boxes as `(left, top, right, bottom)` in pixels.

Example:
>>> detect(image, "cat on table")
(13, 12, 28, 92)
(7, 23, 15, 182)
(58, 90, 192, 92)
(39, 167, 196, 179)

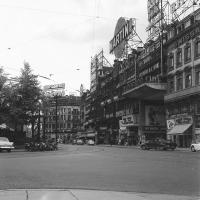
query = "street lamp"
(37, 99, 42, 142)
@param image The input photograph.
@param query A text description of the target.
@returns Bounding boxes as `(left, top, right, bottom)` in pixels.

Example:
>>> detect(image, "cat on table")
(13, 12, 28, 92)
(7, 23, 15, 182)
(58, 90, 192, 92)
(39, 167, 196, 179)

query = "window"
(185, 72, 192, 88)
(196, 101, 200, 114)
(196, 69, 200, 85)
(176, 49, 182, 67)
(194, 38, 200, 58)
(168, 77, 174, 93)
(68, 115, 71, 120)
(176, 73, 183, 91)
(168, 53, 174, 71)
(184, 43, 191, 63)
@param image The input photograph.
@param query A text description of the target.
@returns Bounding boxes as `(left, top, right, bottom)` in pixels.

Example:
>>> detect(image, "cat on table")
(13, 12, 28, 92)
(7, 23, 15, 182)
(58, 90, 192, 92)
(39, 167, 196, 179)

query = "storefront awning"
(167, 124, 192, 135)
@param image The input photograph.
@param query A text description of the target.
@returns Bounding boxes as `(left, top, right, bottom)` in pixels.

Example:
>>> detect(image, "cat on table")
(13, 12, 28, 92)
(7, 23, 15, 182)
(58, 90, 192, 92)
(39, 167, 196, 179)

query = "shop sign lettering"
(143, 126, 166, 132)
(109, 18, 134, 54)
(119, 115, 138, 128)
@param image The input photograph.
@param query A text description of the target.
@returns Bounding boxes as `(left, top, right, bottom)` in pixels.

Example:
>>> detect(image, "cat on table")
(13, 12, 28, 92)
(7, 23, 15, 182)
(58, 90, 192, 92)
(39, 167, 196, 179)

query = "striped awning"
(167, 124, 192, 135)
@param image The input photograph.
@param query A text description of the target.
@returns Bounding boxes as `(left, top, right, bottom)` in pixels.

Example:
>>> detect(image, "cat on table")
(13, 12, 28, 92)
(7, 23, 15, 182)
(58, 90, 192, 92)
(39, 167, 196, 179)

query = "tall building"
(165, 8, 200, 147)
(44, 95, 81, 141)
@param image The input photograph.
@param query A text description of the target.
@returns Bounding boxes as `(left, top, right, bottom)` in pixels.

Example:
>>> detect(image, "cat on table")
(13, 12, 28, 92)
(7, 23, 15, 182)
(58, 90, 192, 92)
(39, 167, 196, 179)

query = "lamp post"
(55, 94, 58, 144)
(37, 99, 42, 142)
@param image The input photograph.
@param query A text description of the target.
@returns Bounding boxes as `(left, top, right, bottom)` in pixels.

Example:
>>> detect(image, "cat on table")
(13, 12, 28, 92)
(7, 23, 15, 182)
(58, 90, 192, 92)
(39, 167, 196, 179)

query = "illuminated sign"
(109, 18, 134, 58)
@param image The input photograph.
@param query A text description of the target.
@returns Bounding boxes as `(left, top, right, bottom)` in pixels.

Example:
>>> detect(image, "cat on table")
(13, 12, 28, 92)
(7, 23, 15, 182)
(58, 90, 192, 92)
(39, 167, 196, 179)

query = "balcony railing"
(123, 77, 164, 94)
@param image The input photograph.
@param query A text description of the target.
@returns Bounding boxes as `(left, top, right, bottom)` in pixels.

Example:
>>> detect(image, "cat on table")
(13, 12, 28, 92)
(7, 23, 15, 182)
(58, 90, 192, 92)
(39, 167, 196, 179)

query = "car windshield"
(0, 137, 9, 142)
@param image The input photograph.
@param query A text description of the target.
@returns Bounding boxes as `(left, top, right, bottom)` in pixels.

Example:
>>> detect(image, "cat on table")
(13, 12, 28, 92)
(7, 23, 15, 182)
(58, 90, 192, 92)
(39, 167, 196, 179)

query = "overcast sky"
(0, 0, 150, 94)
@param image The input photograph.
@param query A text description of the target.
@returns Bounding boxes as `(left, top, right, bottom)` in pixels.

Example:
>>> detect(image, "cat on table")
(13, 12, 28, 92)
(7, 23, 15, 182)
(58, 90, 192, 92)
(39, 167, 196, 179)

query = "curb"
(0, 189, 198, 200)
(97, 145, 190, 151)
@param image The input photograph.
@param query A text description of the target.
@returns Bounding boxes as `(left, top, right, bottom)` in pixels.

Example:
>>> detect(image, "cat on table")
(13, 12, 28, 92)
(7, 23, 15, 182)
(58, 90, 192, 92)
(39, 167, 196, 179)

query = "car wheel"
(7, 149, 11, 152)
(191, 146, 196, 152)
(141, 145, 146, 150)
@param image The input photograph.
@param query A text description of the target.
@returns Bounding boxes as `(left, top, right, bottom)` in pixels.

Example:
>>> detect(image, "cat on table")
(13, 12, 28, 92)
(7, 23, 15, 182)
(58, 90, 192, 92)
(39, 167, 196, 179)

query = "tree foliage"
(0, 67, 11, 123)
(15, 62, 42, 125)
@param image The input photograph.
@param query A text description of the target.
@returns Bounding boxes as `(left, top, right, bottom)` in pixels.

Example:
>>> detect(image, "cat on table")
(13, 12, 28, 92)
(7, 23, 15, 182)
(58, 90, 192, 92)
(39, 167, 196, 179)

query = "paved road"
(0, 144, 199, 197)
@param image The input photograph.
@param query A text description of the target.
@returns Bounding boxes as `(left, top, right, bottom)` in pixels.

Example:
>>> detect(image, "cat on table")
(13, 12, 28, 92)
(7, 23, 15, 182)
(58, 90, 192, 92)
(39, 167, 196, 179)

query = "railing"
(122, 78, 163, 94)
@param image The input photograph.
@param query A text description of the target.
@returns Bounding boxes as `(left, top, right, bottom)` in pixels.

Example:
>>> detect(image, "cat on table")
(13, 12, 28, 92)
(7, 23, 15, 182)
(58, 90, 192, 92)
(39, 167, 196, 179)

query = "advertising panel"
(145, 105, 165, 126)
(167, 119, 176, 130)
(119, 114, 139, 129)
(167, 115, 193, 129)
(109, 17, 135, 58)
(44, 83, 65, 91)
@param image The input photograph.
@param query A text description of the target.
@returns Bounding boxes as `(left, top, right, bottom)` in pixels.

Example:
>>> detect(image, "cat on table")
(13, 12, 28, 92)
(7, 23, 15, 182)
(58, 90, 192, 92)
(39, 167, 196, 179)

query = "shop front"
(140, 104, 166, 143)
(119, 114, 139, 145)
(167, 115, 193, 147)
(142, 126, 166, 141)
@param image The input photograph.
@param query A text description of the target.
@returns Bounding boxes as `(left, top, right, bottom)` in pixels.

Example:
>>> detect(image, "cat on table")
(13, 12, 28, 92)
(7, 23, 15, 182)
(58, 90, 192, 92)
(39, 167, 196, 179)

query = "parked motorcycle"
(25, 141, 57, 152)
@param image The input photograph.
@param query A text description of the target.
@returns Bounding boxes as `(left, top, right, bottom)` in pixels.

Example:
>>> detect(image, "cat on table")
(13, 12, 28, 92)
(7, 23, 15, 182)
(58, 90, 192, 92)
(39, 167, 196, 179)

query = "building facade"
(165, 8, 200, 147)
(80, 7, 200, 147)
(44, 95, 81, 141)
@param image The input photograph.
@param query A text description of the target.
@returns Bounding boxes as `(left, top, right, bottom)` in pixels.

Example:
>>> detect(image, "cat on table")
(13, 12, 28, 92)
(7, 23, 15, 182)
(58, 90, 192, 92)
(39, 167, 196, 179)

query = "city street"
(0, 144, 199, 197)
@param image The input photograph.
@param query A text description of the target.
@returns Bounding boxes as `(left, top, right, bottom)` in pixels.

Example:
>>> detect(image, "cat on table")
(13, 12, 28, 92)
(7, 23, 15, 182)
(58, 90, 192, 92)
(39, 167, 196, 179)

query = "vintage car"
(76, 139, 84, 145)
(87, 139, 95, 145)
(190, 142, 200, 152)
(140, 138, 177, 150)
(0, 137, 15, 152)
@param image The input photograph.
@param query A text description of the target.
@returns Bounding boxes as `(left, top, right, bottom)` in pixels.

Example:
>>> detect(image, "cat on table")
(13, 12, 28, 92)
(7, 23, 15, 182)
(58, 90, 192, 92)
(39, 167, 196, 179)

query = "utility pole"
(160, 0, 164, 79)
(37, 109, 41, 142)
(55, 95, 58, 144)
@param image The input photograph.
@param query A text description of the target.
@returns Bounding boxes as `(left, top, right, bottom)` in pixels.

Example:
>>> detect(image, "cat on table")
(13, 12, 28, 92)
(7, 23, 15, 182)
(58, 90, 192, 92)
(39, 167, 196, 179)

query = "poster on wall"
(145, 105, 165, 126)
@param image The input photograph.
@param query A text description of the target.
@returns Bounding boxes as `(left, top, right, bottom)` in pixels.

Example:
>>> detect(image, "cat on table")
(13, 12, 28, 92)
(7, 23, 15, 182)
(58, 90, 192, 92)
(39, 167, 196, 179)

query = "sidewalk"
(97, 144, 190, 152)
(0, 189, 198, 200)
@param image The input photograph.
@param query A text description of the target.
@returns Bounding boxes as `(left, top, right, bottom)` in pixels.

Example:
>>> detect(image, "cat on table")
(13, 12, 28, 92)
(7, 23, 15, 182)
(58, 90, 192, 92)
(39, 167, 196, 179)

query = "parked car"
(76, 139, 84, 145)
(190, 142, 200, 152)
(72, 139, 77, 145)
(87, 139, 95, 145)
(0, 137, 15, 152)
(140, 138, 177, 150)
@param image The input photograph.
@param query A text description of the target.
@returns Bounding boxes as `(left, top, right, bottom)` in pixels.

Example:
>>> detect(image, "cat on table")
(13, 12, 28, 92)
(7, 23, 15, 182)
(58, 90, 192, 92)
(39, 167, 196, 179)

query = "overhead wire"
(0, 4, 115, 20)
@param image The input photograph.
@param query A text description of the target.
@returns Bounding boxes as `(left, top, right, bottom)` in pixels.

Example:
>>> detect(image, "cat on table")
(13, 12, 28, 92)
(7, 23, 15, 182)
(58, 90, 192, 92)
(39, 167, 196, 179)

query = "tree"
(14, 62, 42, 139)
(0, 67, 11, 124)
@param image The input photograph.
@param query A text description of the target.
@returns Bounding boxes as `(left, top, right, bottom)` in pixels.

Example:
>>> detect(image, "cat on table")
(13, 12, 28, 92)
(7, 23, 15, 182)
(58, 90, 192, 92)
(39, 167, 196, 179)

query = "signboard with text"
(119, 114, 139, 129)
(43, 83, 65, 91)
(109, 17, 135, 58)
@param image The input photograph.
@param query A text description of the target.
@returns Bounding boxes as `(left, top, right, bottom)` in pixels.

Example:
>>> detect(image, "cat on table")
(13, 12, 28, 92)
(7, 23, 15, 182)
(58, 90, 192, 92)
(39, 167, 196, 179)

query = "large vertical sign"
(146, 0, 162, 41)
(90, 51, 103, 93)
(109, 18, 135, 59)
